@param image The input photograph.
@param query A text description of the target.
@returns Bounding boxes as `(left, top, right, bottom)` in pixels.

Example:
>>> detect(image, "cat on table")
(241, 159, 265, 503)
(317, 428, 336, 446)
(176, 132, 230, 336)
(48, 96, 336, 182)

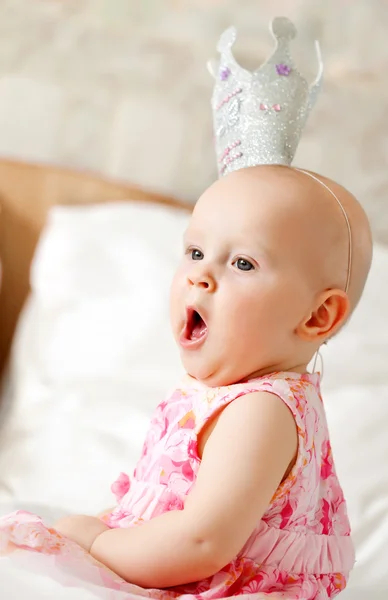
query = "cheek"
(258, 278, 310, 328)
(225, 279, 296, 331)
(224, 289, 262, 330)
(169, 268, 185, 322)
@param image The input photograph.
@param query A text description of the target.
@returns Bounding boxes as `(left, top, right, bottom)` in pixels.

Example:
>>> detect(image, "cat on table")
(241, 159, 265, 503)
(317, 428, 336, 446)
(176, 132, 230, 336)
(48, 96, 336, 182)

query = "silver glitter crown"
(208, 17, 323, 177)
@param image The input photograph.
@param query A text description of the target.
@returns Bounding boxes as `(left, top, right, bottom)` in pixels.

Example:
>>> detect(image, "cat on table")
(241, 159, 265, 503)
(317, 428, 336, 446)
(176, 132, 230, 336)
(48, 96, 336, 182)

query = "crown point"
(217, 27, 237, 53)
(271, 17, 296, 41)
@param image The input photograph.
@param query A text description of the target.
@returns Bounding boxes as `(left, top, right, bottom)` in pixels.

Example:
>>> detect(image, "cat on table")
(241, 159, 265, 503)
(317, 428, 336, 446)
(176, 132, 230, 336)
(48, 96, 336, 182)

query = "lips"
(180, 307, 208, 349)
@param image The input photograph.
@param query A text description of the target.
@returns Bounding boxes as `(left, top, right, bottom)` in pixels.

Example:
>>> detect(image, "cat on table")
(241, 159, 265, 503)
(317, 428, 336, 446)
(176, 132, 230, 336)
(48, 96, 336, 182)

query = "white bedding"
(0, 567, 386, 600)
(0, 202, 387, 597)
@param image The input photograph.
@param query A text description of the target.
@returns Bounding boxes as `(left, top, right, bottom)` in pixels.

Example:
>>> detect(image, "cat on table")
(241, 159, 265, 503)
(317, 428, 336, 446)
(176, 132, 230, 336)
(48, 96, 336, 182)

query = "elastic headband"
(294, 169, 352, 294)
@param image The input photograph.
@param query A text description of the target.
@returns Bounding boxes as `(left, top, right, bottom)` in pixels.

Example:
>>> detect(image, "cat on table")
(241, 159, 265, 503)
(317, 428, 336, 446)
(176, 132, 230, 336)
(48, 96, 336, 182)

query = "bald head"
(203, 165, 373, 313)
(295, 168, 373, 310)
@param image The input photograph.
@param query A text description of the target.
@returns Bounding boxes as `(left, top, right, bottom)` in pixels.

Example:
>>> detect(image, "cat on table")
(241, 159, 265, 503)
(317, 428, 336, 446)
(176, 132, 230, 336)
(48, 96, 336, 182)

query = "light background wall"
(0, 0, 387, 242)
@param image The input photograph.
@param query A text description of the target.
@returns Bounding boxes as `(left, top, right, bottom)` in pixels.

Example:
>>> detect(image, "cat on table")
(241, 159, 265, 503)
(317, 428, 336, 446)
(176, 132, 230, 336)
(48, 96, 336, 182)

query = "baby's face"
(170, 166, 327, 387)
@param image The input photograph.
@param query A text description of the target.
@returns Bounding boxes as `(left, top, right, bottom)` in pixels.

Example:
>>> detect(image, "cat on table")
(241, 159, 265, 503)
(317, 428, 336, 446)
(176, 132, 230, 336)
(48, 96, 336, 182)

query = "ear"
(296, 289, 350, 342)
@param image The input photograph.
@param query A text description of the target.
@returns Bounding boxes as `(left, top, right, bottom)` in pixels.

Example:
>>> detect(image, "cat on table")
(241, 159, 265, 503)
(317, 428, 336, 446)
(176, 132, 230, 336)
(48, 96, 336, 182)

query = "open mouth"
(180, 307, 208, 347)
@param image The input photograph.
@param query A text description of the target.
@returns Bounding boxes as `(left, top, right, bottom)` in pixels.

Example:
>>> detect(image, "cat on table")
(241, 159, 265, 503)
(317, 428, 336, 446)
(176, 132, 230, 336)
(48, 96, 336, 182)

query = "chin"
(182, 355, 216, 386)
(183, 358, 235, 388)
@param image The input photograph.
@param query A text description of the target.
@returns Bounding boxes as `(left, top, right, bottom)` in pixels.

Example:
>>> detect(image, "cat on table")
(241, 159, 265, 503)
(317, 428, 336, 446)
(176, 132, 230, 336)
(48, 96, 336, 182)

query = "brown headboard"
(0, 159, 190, 375)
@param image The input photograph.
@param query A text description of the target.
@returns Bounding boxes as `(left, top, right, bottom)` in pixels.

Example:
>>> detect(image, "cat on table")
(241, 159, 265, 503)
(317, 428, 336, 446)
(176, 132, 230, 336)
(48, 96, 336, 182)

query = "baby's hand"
(54, 515, 109, 552)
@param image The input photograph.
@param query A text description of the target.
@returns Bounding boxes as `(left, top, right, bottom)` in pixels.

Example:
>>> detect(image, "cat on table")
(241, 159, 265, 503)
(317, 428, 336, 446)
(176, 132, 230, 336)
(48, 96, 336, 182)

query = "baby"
(0, 16, 373, 600)
(0, 164, 372, 599)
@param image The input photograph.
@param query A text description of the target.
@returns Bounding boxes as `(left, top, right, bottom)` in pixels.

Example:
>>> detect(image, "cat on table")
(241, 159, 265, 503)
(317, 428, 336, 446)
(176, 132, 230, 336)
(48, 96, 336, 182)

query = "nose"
(188, 265, 216, 292)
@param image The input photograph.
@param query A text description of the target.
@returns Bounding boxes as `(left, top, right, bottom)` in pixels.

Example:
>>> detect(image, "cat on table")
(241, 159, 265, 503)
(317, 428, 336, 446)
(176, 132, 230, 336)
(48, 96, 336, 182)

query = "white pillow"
(0, 201, 188, 514)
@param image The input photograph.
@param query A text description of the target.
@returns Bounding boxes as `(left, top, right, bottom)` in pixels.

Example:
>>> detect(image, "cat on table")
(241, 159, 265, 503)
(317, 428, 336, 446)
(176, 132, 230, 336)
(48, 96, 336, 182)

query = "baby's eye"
(190, 248, 204, 261)
(233, 257, 254, 271)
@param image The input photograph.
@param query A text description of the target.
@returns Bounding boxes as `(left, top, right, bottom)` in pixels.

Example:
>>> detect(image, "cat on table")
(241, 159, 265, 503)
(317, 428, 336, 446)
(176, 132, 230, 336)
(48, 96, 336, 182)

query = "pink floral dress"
(0, 372, 354, 599)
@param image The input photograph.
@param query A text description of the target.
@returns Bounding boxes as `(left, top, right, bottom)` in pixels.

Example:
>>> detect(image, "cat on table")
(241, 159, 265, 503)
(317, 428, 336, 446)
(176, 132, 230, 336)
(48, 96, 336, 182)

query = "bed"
(0, 159, 387, 599)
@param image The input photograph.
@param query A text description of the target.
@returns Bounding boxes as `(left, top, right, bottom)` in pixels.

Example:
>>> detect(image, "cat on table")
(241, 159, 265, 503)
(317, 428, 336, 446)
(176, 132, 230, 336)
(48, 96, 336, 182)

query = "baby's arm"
(53, 508, 115, 549)
(54, 514, 110, 550)
(90, 391, 297, 588)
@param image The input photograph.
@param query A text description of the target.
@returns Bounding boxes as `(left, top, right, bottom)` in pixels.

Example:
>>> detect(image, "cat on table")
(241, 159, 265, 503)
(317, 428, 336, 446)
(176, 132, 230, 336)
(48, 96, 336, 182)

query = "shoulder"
(248, 372, 325, 431)
(198, 373, 323, 443)
(197, 385, 299, 461)
(194, 371, 320, 419)
(215, 389, 298, 449)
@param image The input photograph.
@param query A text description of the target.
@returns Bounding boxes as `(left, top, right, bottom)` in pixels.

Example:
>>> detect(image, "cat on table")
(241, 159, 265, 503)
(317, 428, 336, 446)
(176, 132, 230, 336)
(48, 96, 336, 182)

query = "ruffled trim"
(105, 481, 184, 529)
(110, 472, 131, 503)
(242, 520, 355, 575)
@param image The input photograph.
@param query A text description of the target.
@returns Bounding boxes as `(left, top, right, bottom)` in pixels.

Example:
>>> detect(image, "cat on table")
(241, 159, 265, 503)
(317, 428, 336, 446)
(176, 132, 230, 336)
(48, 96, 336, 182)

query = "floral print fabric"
(0, 372, 354, 599)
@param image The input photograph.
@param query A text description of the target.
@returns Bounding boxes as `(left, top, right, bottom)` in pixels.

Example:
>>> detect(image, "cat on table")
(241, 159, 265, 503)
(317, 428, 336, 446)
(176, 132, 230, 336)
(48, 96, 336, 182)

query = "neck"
(242, 361, 310, 381)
